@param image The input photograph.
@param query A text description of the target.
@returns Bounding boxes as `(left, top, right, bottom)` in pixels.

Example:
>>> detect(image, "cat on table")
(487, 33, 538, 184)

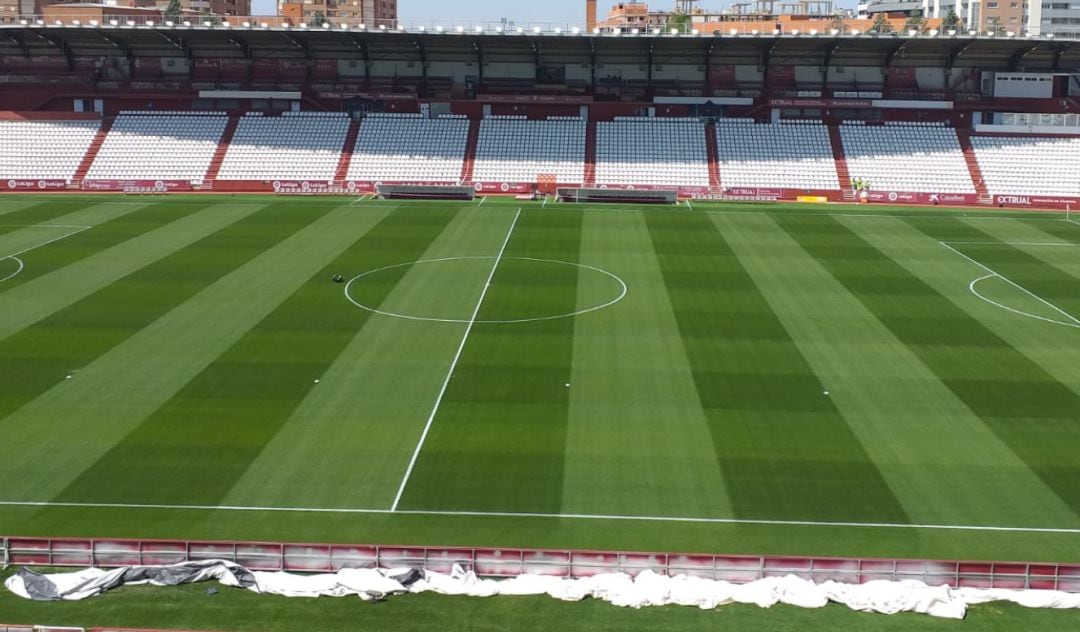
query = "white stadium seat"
(595, 117, 709, 188)
(86, 112, 228, 181)
(472, 117, 585, 183)
(347, 113, 469, 183)
(715, 119, 839, 190)
(218, 112, 349, 181)
(840, 122, 975, 193)
(0, 119, 100, 181)
(971, 135, 1080, 197)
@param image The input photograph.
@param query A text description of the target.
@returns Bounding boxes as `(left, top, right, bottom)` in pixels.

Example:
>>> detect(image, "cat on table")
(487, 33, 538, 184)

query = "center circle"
(344, 256, 627, 324)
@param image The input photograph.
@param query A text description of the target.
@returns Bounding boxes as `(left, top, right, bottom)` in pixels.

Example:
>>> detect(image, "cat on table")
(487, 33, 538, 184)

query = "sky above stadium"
(250, 0, 587, 22)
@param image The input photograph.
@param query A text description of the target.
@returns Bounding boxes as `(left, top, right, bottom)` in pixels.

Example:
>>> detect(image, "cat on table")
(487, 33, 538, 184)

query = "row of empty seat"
(473, 117, 586, 183)
(0, 119, 100, 181)
(347, 114, 469, 182)
(87, 113, 228, 181)
(971, 135, 1080, 197)
(840, 123, 976, 194)
(715, 119, 839, 190)
(596, 117, 710, 188)
(9, 113, 1080, 199)
(217, 112, 351, 181)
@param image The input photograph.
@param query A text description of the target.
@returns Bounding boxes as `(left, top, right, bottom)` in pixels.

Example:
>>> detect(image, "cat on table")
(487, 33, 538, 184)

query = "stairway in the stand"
(73, 118, 113, 181)
(826, 124, 853, 197)
(334, 119, 361, 182)
(954, 128, 991, 203)
(704, 122, 721, 193)
(203, 115, 240, 183)
(583, 120, 597, 186)
(460, 119, 480, 183)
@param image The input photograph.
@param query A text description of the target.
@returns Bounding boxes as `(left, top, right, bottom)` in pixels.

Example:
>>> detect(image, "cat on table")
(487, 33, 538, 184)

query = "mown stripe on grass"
(644, 212, 908, 523)
(0, 201, 270, 342)
(721, 213, 1077, 527)
(52, 205, 458, 505)
(780, 214, 1080, 518)
(221, 206, 522, 509)
(2, 202, 395, 504)
(0, 200, 208, 293)
(0, 198, 105, 231)
(561, 210, 732, 518)
(398, 209, 584, 513)
(0, 201, 321, 434)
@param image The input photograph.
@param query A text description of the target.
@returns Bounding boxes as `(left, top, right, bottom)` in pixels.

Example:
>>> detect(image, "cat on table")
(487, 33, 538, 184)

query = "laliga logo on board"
(473, 182, 483, 191)
(888, 192, 898, 202)
(272, 181, 282, 191)
(38, 180, 47, 189)
(7, 180, 15, 188)
(154, 181, 165, 191)
(500, 182, 509, 192)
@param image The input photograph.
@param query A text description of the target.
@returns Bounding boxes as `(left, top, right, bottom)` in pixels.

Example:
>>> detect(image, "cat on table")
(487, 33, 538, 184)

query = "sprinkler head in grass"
(565, 383, 570, 387)
(823, 390, 830, 395)
(314, 379, 320, 384)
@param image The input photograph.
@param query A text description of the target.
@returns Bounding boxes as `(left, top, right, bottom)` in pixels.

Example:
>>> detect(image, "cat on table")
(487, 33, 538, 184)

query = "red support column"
(954, 128, 991, 204)
(704, 122, 721, 193)
(583, 120, 597, 187)
(460, 119, 481, 183)
(334, 119, 361, 183)
(204, 115, 240, 183)
(827, 124, 853, 200)
(73, 118, 113, 182)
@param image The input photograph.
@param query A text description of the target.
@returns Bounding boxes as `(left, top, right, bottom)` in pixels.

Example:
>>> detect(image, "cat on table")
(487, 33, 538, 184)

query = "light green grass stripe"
(223, 207, 515, 509)
(0, 199, 61, 218)
(561, 210, 731, 517)
(0, 201, 151, 259)
(852, 217, 1080, 396)
(0, 203, 394, 502)
(0, 201, 265, 342)
(965, 217, 1080, 289)
(719, 213, 1077, 527)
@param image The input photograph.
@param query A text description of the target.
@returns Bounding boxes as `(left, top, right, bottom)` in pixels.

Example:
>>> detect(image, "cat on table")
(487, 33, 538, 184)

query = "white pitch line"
(2, 499, 1078, 535)
(478, 196, 487, 206)
(939, 241, 1080, 328)
(389, 207, 523, 511)
(0, 256, 24, 283)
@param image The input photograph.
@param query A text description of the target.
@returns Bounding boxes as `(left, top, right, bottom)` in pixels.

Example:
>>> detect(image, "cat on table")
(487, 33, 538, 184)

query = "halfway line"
(2, 500, 1078, 535)
(388, 207, 523, 511)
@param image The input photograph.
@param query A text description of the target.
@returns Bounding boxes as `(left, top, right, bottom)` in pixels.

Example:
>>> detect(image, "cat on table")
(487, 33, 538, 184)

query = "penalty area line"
(1, 500, 1078, 535)
(388, 206, 523, 511)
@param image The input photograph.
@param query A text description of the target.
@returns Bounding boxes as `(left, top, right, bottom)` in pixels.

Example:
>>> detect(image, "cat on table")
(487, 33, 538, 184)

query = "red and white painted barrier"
(3, 536, 1078, 591)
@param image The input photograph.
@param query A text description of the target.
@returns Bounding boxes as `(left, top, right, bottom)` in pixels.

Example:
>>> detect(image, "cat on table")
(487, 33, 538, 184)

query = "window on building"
(986, 1, 998, 7)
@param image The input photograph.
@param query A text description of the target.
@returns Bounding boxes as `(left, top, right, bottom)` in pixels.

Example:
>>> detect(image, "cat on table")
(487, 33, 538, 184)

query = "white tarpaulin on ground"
(7, 561, 1080, 619)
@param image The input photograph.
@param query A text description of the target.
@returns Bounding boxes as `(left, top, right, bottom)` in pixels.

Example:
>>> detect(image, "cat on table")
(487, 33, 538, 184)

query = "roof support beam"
(472, 39, 484, 88)
(704, 39, 718, 96)
(349, 35, 370, 81)
(280, 32, 308, 60)
(822, 38, 841, 84)
(946, 39, 975, 70)
(1051, 43, 1072, 72)
(1009, 44, 1040, 72)
(32, 29, 72, 69)
(411, 36, 428, 97)
(155, 30, 190, 59)
(227, 35, 251, 59)
(885, 41, 907, 68)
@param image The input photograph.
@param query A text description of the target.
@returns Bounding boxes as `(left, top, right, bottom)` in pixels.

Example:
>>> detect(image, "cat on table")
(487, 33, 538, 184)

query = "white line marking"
(389, 207, 522, 511)
(542, 196, 549, 208)
(478, 196, 487, 206)
(0, 224, 93, 283)
(686, 200, 694, 211)
(2, 500, 1078, 534)
(940, 241, 1080, 328)
(0, 256, 23, 283)
(344, 256, 627, 324)
(968, 275, 1080, 329)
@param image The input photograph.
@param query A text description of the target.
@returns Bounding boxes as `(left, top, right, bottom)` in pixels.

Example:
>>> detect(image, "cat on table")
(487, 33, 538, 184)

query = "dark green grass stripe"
(399, 209, 583, 512)
(53, 205, 458, 505)
(778, 214, 1080, 515)
(0, 201, 212, 293)
(645, 212, 909, 523)
(0, 199, 105, 233)
(0, 202, 328, 428)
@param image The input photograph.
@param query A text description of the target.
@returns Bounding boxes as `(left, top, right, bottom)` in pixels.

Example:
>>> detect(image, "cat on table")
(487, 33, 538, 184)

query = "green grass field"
(2, 194, 1079, 572)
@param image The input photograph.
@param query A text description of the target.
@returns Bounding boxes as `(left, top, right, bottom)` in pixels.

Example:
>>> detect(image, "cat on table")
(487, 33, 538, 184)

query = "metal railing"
(3, 536, 1078, 591)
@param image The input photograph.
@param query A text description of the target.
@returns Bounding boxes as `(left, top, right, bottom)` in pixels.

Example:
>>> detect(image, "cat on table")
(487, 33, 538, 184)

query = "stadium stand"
(714, 119, 840, 191)
(347, 113, 470, 183)
(595, 117, 709, 188)
(85, 112, 228, 182)
(472, 116, 586, 184)
(0, 119, 100, 181)
(839, 122, 976, 193)
(970, 135, 1080, 197)
(217, 112, 350, 182)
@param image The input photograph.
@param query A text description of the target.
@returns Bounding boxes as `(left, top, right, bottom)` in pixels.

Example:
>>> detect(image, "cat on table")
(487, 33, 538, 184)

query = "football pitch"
(1, 194, 1079, 564)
